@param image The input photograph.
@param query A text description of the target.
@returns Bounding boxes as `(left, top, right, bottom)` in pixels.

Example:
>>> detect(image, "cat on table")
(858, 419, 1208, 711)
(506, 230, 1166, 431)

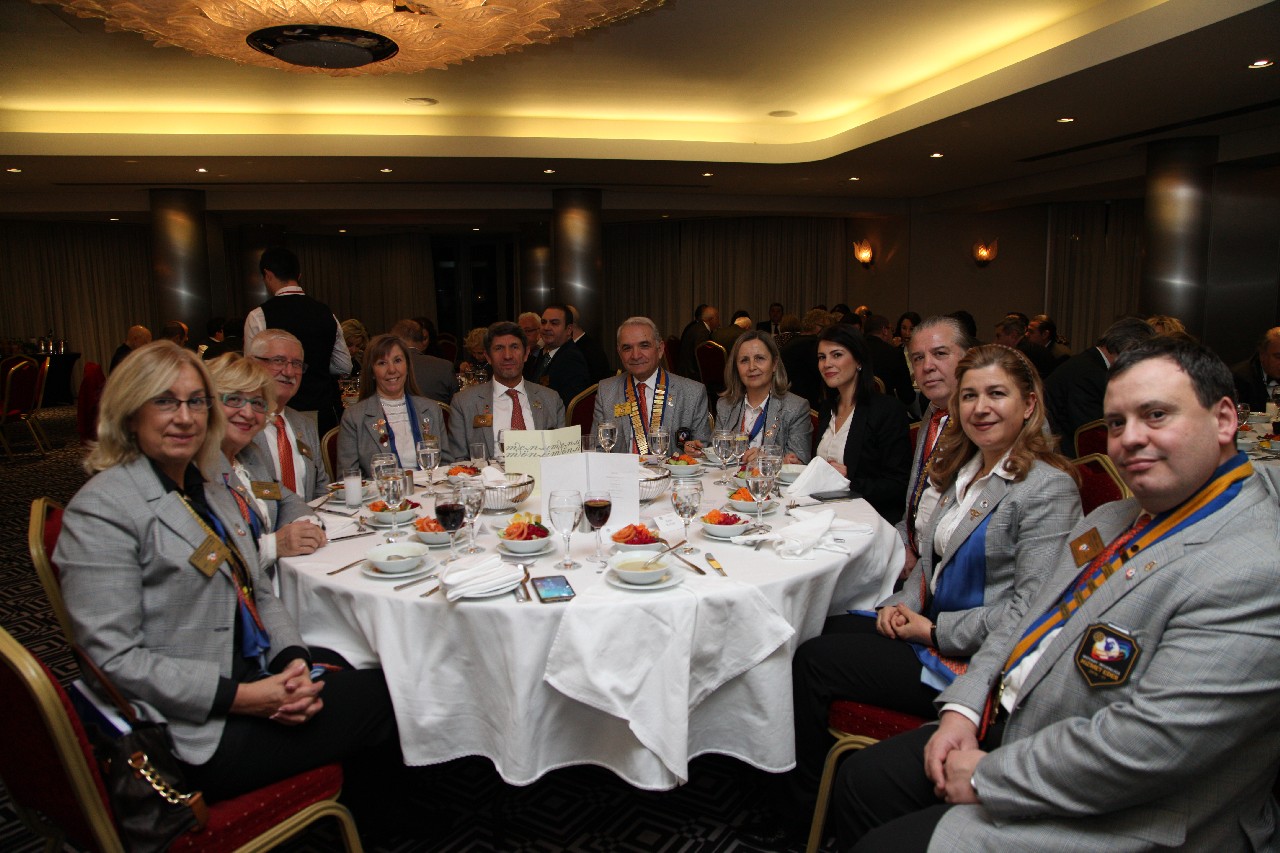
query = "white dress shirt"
(492, 380, 536, 439)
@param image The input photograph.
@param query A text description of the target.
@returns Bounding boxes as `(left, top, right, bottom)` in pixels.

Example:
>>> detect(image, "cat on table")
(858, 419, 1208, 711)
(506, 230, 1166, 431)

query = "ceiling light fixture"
(44, 0, 666, 75)
(848, 177, 860, 181)
(380, 168, 393, 173)
(930, 152, 944, 159)
(1056, 117, 1075, 123)
(1249, 59, 1274, 69)
(701, 172, 714, 177)
(195, 167, 208, 173)
(5, 168, 20, 173)
(338, 228, 347, 233)
(852, 240, 874, 269)
(108, 217, 119, 221)
(543, 169, 557, 174)
(973, 240, 998, 268)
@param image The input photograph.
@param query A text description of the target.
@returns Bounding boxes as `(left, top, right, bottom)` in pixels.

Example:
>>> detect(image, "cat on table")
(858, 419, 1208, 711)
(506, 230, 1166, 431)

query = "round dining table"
(277, 471, 904, 790)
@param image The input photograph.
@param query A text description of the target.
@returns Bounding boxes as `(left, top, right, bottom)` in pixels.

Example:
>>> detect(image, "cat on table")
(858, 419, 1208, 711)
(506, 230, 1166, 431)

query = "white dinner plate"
(360, 559, 436, 581)
(604, 568, 684, 592)
(365, 514, 424, 528)
(497, 539, 555, 557)
(700, 522, 751, 539)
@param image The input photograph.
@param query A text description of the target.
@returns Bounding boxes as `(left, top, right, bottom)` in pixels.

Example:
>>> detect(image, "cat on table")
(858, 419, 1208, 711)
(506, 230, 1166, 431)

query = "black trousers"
(182, 667, 398, 804)
(789, 614, 940, 805)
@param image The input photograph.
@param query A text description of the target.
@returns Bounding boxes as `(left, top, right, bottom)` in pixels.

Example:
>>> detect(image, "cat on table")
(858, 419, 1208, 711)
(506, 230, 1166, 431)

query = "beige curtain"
(0, 221, 152, 373)
(1046, 201, 1144, 350)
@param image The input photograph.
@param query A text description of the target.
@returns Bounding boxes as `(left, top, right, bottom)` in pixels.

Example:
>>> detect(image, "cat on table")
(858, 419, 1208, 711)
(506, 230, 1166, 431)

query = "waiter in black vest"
(243, 247, 352, 436)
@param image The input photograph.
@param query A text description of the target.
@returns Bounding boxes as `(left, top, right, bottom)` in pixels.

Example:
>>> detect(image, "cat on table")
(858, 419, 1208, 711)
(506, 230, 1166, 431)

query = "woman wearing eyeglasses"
(55, 341, 396, 805)
(338, 333, 446, 478)
(206, 353, 326, 584)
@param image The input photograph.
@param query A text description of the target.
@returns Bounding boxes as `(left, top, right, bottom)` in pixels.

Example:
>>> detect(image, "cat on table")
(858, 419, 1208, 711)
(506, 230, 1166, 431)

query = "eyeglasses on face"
(148, 395, 213, 413)
(220, 393, 268, 413)
(254, 355, 309, 374)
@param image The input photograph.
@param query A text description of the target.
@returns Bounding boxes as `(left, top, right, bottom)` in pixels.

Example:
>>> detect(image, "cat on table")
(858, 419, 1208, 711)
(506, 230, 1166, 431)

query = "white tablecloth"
(278, 484, 904, 790)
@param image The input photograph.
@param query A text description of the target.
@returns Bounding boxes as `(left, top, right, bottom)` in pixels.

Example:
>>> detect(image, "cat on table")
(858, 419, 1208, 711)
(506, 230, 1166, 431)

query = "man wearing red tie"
(834, 337, 1280, 851)
(249, 329, 326, 501)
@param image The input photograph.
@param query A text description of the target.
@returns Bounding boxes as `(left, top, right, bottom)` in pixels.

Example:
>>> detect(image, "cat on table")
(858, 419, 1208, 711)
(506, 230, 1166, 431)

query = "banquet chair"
(566, 382, 598, 431)
(437, 401, 452, 443)
(28, 355, 52, 448)
(77, 362, 107, 443)
(908, 420, 921, 452)
(872, 376, 886, 395)
(1071, 452, 1132, 515)
(1, 355, 47, 458)
(436, 339, 458, 362)
(694, 341, 727, 401)
(805, 701, 929, 853)
(664, 335, 682, 374)
(0, 626, 364, 853)
(320, 427, 340, 483)
(29, 497, 75, 646)
(1073, 418, 1108, 458)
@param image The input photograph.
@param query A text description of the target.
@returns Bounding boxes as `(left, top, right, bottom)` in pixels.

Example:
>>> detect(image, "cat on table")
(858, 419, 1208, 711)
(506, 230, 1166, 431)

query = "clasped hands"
(924, 711, 987, 805)
(231, 659, 325, 726)
(874, 602, 934, 645)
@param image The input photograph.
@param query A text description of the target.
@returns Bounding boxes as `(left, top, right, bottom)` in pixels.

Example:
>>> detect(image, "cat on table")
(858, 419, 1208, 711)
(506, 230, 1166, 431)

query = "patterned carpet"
(0, 408, 821, 852)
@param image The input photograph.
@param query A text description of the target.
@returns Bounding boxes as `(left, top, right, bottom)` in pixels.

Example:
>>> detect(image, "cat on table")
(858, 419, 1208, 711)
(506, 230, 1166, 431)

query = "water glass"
(1237, 403, 1251, 430)
(745, 472, 773, 532)
(470, 441, 488, 468)
(712, 429, 733, 485)
(648, 429, 671, 460)
(597, 421, 618, 454)
(730, 433, 749, 473)
(548, 490, 583, 570)
(584, 490, 612, 566)
(460, 484, 485, 554)
(416, 438, 440, 476)
(342, 465, 363, 508)
(496, 429, 506, 465)
(671, 479, 702, 555)
(370, 452, 396, 483)
(380, 468, 407, 543)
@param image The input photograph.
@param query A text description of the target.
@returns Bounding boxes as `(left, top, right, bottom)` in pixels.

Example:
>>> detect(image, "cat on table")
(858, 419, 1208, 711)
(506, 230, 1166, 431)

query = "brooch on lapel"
(297, 440, 313, 460)
(374, 418, 390, 446)
(532, 399, 543, 410)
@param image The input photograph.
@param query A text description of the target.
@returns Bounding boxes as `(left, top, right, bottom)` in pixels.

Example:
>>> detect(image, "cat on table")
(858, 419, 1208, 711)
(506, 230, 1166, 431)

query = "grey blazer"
(713, 391, 813, 462)
(337, 393, 445, 478)
(591, 372, 712, 453)
(879, 461, 1081, 656)
(932, 474, 1280, 851)
(249, 406, 326, 501)
(55, 454, 305, 765)
(444, 380, 565, 463)
(235, 442, 315, 532)
(894, 401, 940, 549)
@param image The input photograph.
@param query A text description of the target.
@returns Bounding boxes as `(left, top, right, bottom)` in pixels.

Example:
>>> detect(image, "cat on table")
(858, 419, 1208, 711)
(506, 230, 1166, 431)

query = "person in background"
(197, 317, 230, 360)
(865, 314, 916, 408)
(412, 315, 446, 359)
(566, 303, 613, 383)
(774, 313, 801, 349)
(517, 312, 542, 355)
(110, 324, 152, 373)
(338, 333, 445, 478)
(894, 312, 922, 348)
(457, 327, 491, 383)
(525, 303, 591, 408)
(712, 309, 753, 351)
(757, 302, 785, 336)
(1232, 327, 1280, 411)
(390, 318, 458, 404)
(678, 303, 719, 378)
(161, 320, 189, 348)
(1147, 314, 1186, 336)
(1026, 314, 1069, 373)
(781, 308, 831, 412)
(992, 315, 1055, 380)
(340, 318, 368, 375)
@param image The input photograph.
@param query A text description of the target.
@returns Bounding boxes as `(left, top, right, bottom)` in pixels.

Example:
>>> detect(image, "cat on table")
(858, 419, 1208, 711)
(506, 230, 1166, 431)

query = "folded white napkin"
(320, 515, 363, 538)
(309, 493, 362, 516)
(781, 457, 849, 499)
(639, 466, 665, 480)
(731, 508, 872, 559)
(439, 554, 522, 601)
(481, 465, 508, 486)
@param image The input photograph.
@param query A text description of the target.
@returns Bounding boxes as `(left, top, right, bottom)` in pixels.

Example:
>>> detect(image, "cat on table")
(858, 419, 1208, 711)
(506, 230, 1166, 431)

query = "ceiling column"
(1139, 137, 1217, 334)
(149, 189, 210, 332)
(519, 223, 553, 316)
(552, 188, 603, 342)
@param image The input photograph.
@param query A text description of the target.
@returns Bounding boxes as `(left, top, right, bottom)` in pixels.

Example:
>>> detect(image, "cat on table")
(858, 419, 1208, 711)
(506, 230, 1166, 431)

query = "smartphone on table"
(531, 575, 575, 603)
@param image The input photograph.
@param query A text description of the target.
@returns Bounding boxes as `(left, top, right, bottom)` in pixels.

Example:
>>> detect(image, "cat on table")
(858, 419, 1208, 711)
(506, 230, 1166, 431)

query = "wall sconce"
(852, 240, 875, 269)
(972, 240, 998, 268)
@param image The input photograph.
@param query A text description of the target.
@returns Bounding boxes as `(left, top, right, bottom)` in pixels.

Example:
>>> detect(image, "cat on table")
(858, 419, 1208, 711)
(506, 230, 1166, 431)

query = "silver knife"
(329, 531, 376, 542)
(705, 552, 726, 577)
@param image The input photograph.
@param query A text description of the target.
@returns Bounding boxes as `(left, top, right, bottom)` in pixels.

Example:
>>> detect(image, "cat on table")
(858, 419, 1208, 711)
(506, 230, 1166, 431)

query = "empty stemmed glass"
(379, 466, 408, 543)
(435, 487, 466, 563)
(671, 479, 702, 555)
(459, 484, 485, 554)
(597, 422, 617, 454)
(647, 429, 671, 462)
(730, 432, 749, 476)
(744, 471, 774, 533)
(583, 490, 613, 567)
(712, 429, 733, 485)
(548, 490, 583, 570)
(759, 447, 783, 499)
(416, 438, 440, 480)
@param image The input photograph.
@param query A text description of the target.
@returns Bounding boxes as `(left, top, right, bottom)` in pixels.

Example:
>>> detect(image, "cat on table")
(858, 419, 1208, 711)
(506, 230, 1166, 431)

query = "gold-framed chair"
(1, 355, 47, 457)
(29, 497, 75, 646)
(0, 625, 364, 853)
(566, 382, 599, 431)
(809, 408, 820, 459)
(1071, 452, 1132, 515)
(1073, 418, 1108, 458)
(694, 340, 727, 401)
(320, 426, 340, 483)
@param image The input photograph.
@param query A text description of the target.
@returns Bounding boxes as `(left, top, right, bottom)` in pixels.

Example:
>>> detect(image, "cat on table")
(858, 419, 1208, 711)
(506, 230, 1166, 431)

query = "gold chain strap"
(127, 752, 195, 806)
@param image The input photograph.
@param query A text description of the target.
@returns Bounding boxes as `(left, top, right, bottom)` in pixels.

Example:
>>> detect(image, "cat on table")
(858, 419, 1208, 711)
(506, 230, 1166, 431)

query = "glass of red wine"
(435, 487, 467, 563)
(583, 490, 613, 567)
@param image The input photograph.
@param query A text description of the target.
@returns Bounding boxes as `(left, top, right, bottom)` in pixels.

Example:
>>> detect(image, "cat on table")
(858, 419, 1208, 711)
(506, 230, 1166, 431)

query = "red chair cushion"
(1076, 460, 1126, 515)
(169, 763, 343, 853)
(828, 700, 928, 742)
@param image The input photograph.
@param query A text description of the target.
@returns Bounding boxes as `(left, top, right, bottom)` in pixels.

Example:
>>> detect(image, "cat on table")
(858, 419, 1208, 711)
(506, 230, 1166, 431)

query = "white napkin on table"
(439, 554, 522, 601)
(320, 514, 363, 538)
(731, 508, 871, 559)
(781, 457, 849, 499)
(481, 465, 508, 486)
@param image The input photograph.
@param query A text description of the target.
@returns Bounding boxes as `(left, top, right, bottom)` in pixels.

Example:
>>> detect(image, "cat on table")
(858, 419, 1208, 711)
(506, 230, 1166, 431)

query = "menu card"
(537, 452, 642, 527)
(504, 426, 582, 485)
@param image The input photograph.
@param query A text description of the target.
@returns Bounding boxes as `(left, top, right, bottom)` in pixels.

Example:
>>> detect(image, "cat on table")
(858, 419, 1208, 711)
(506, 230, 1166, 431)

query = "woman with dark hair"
(338, 333, 445, 477)
(893, 311, 921, 348)
(813, 325, 912, 523)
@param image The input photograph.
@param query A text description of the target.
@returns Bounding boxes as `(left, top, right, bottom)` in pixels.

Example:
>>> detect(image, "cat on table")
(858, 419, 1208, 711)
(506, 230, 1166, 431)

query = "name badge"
(251, 480, 282, 500)
(297, 441, 313, 460)
(473, 414, 493, 427)
(1070, 528, 1105, 567)
(1075, 623, 1140, 688)
(190, 534, 231, 577)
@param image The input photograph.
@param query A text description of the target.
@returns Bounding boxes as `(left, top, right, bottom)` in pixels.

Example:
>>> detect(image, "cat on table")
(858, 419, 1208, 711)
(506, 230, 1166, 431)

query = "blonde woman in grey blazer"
(337, 333, 446, 478)
(711, 330, 812, 463)
(788, 344, 1080, 814)
(54, 341, 394, 802)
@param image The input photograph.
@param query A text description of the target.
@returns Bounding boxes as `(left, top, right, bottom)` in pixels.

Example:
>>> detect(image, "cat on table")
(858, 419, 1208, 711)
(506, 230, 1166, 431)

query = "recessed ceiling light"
(5, 167, 20, 173)
(338, 229, 347, 233)
(702, 172, 714, 177)
(848, 176, 860, 181)
(472, 227, 480, 231)
(195, 167, 207, 173)
(930, 152, 944, 158)
(405, 97, 439, 105)
(1249, 59, 1274, 69)
(1056, 117, 1075, 123)
(380, 168, 393, 173)
(543, 169, 556, 174)
(108, 217, 119, 221)
(768, 110, 797, 118)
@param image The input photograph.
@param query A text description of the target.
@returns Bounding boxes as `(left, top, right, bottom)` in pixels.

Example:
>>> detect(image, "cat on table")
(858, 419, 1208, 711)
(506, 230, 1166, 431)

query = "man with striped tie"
(834, 336, 1280, 851)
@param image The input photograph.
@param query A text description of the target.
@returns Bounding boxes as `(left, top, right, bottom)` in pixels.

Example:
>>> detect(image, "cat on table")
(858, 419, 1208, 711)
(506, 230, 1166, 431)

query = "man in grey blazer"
(446, 321, 564, 464)
(836, 337, 1280, 852)
(248, 329, 327, 500)
(592, 316, 712, 455)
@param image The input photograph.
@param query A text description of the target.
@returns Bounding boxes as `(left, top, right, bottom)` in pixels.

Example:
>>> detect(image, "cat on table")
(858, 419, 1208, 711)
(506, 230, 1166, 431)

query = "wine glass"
(583, 490, 612, 567)
(597, 421, 617, 454)
(745, 472, 774, 532)
(671, 479, 702, 555)
(1237, 403, 1251, 430)
(648, 429, 670, 461)
(460, 484, 485, 555)
(379, 467, 407, 543)
(469, 441, 488, 469)
(548, 490, 583, 570)
(712, 429, 733, 485)
(416, 438, 440, 478)
(759, 450, 783, 498)
(371, 452, 396, 483)
(730, 432, 749, 476)
(435, 488, 466, 563)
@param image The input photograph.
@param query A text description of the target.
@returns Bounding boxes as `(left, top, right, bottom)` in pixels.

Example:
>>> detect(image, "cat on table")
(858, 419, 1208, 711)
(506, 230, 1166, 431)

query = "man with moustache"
(248, 329, 326, 501)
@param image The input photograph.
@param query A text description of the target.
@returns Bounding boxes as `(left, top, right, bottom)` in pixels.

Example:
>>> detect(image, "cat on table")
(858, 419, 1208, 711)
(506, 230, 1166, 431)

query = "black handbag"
(72, 645, 208, 852)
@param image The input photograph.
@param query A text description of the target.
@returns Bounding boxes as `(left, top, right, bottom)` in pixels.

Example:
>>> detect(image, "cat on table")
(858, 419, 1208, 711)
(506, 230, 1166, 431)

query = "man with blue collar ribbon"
(835, 336, 1280, 852)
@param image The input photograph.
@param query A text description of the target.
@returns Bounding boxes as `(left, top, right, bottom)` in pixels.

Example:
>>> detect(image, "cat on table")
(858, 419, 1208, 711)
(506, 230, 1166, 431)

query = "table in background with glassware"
(276, 448, 904, 790)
